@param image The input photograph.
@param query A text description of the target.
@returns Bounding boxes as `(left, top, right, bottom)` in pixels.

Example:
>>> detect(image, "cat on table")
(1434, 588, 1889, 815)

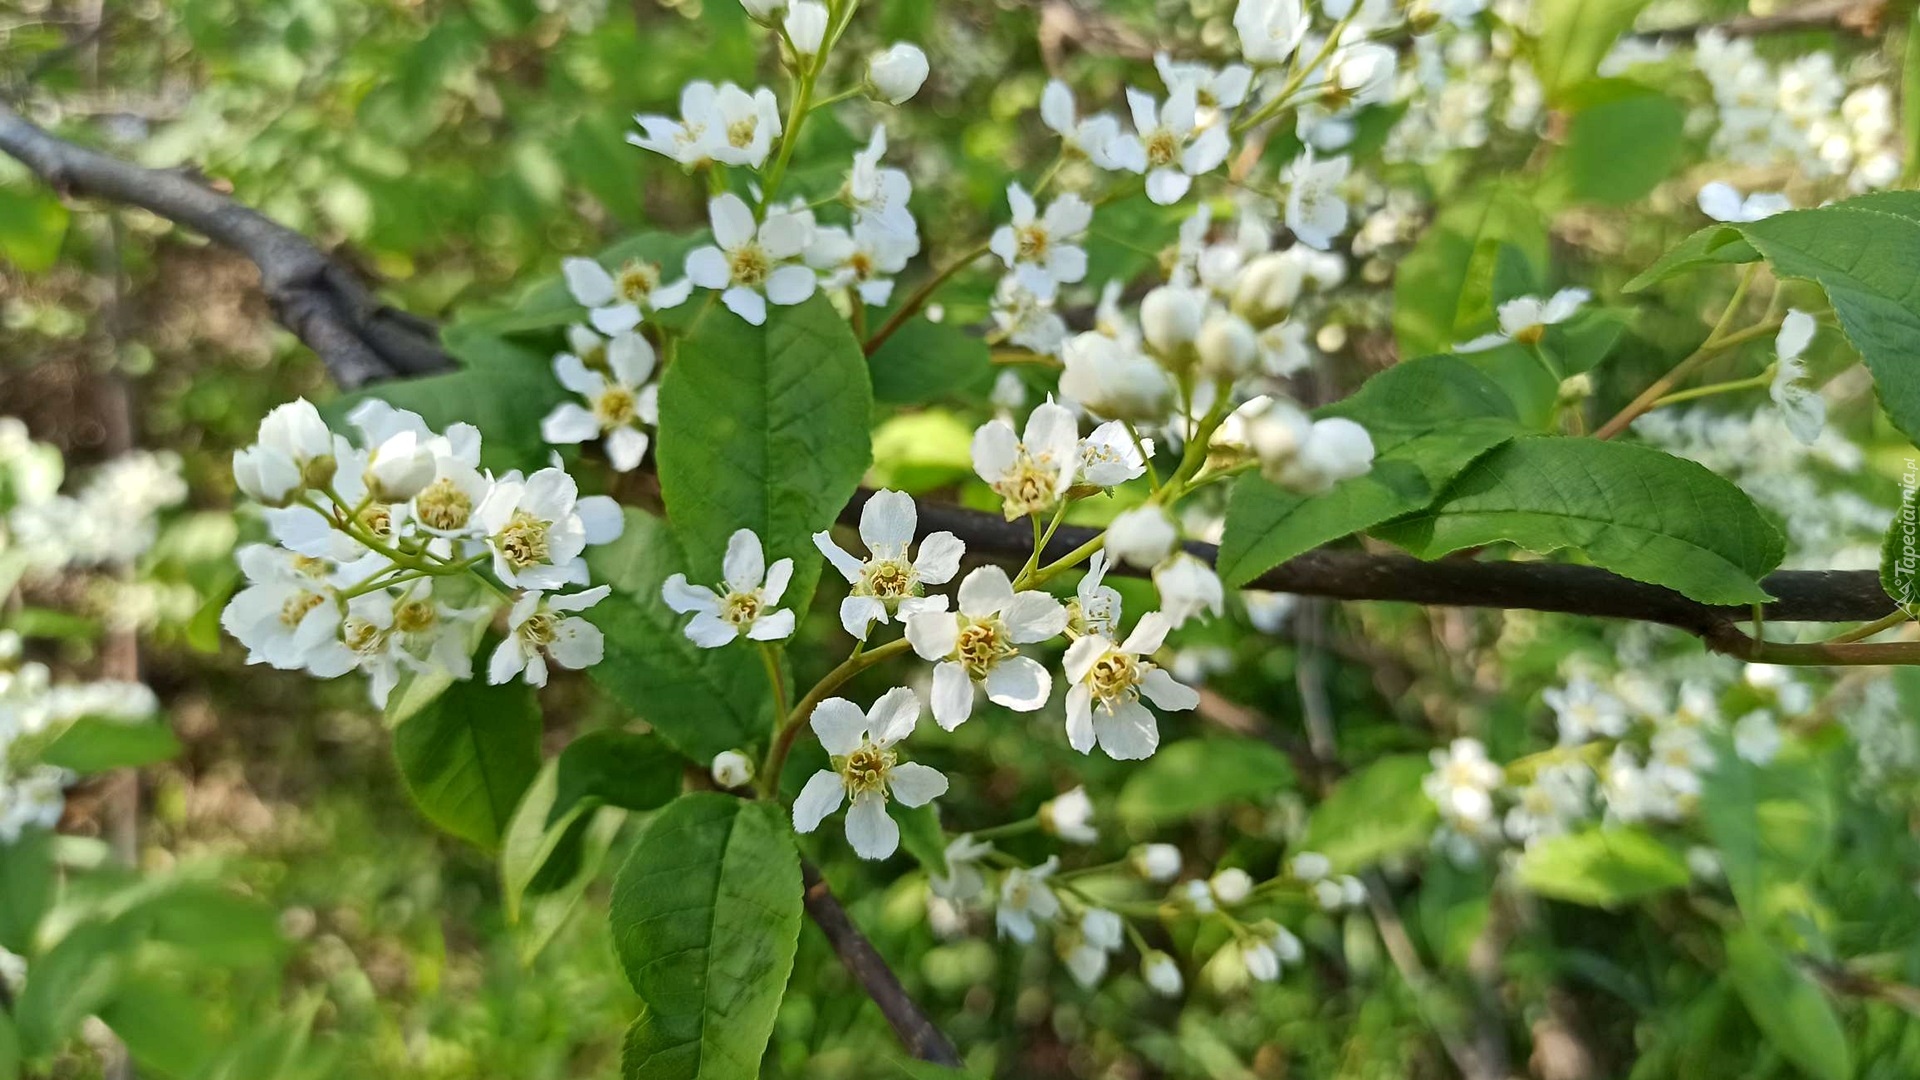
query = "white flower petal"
(888, 762, 948, 808)
(983, 655, 1051, 712)
(845, 793, 900, 860)
(793, 771, 847, 833)
(931, 660, 976, 729)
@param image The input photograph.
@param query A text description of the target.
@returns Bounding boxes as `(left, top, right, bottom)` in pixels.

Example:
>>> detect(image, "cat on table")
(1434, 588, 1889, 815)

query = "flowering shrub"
(9, 0, 1920, 1074)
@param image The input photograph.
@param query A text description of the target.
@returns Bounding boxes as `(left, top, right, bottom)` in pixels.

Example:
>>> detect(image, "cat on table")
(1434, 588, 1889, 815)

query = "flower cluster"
(1, 418, 187, 574)
(1695, 30, 1899, 192)
(0, 632, 159, 844)
(224, 399, 623, 701)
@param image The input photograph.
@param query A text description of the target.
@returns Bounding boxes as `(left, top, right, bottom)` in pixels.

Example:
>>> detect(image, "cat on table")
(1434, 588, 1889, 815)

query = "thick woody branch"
(0, 103, 454, 389)
(802, 862, 964, 1066)
(843, 492, 1907, 663)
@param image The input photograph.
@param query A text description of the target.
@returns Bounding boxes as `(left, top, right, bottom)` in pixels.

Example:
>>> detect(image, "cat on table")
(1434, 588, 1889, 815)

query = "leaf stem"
(1822, 610, 1912, 645)
(1594, 264, 1768, 439)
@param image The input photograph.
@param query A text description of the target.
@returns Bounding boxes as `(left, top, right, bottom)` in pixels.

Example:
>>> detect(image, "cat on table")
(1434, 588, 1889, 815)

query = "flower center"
(727, 117, 759, 149)
(1145, 130, 1180, 168)
(721, 590, 761, 627)
(497, 510, 551, 569)
(616, 260, 660, 303)
(730, 244, 771, 287)
(358, 505, 393, 540)
(955, 615, 1015, 680)
(839, 742, 896, 798)
(858, 558, 917, 603)
(280, 591, 325, 629)
(415, 477, 473, 532)
(1015, 224, 1050, 262)
(342, 617, 387, 656)
(594, 386, 639, 428)
(520, 612, 558, 647)
(292, 555, 331, 579)
(1088, 649, 1142, 709)
(393, 598, 438, 635)
(849, 251, 875, 279)
(993, 452, 1060, 518)
(1513, 323, 1547, 347)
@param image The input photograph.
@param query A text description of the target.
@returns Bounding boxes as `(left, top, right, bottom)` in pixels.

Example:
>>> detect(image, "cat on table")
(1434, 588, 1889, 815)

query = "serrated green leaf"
(586, 509, 773, 763)
(868, 317, 994, 405)
(37, 717, 178, 774)
(1534, 0, 1656, 104)
(1378, 436, 1783, 605)
(1738, 194, 1920, 445)
(391, 664, 543, 850)
(1724, 928, 1853, 1080)
(1622, 223, 1759, 293)
(1513, 826, 1689, 907)
(554, 729, 684, 818)
(1301, 754, 1437, 874)
(1116, 738, 1296, 827)
(1394, 184, 1549, 358)
(656, 293, 872, 619)
(1882, 483, 1920, 612)
(613, 794, 802, 1080)
(1217, 355, 1523, 586)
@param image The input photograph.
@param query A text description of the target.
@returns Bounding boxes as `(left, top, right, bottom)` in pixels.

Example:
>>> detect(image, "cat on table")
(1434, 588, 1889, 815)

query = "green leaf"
(1116, 738, 1296, 828)
(1394, 184, 1549, 358)
(0, 1010, 17, 1080)
(1724, 927, 1853, 1080)
(656, 293, 873, 618)
(1622, 223, 1758, 293)
(1300, 754, 1437, 874)
(0, 827, 54, 954)
(1377, 436, 1784, 605)
(0, 185, 69, 273)
(1513, 826, 1689, 907)
(328, 327, 568, 475)
(867, 317, 993, 405)
(14, 918, 137, 1057)
(391, 666, 543, 850)
(37, 718, 178, 773)
(99, 976, 214, 1076)
(1882, 482, 1920, 612)
(1701, 749, 1834, 924)
(127, 883, 286, 967)
(613, 794, 802, 1080)
(501, 761, 601, 921)
(1217, 355, 1523, 586)
(1737, 194, 1920, 445)
(554, 729, 684, 818)
(1547, 82, 1686, 205)
(586, 510, 774, 762)
(1533, 0, 1656, 104)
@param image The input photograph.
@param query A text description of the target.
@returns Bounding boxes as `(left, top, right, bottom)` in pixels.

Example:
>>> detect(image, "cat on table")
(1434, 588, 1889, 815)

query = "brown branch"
(801, 861, 963, 1067)
(0, 102, 454, 389)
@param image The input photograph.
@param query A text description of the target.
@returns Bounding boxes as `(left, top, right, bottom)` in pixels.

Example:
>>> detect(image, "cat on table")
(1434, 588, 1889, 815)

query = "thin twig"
(801, 861, 963, 1066)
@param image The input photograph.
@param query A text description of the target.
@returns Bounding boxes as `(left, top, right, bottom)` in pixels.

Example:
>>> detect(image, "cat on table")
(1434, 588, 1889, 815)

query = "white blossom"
(1283, 151, 1351, 250)
(1058, 331, 1175, 422)
(1133, 842, 1183, 882)
(1040, 81, 1142, 172)
(562, 256, 692, 335)
(1041, 786, 1098, 844)
(1105, 506, 1179, 569)
(1697, 182, 1791, 223)
(541, 332, 659, 471)
(868, 43, 930, 105)
(661, 528, 797, 646)
(989, 184, 1092, 296)
(476, 467, 623, 591)
(972, 401, 1081, 520)
(1142, 950, 1184, 996)
(1078, 421, 1151, 488)
(1424, 738, 1502, 831)
(905, 566, 1067, 729)
(711, 750, 756, 788)
(1771, 309, 1824, 445)
(489, 586, 610, 687)
(1062, 909, 1125, 987)
(783, 0, 828, 56)
(996, 856, 1061, 942)
(1152, 553, 1225, 627)
(1458, 288, 1590, 352)
(1127, 85, 1230, 205)
(815, 489, 964, 640)
(792, 687, 949, 860)
(685, 193, 818, 325)
(931, 833, 995, 901)
(1062, 612, 1201, 759)
(1235, 0, 1311, 66)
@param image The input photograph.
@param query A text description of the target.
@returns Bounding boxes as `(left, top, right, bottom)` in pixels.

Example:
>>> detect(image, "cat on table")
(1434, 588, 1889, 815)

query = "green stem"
(967, 816, 1041, 842)
(760, 644, 791, 721)
(759, 32, 819, 208)
(1230, 15, 1356, 135)
(1651, 368, 1775, 408)
(1823, 610, 1913, 645)
(864, 241, 993, 355)
(1595, 264, 1768, 439)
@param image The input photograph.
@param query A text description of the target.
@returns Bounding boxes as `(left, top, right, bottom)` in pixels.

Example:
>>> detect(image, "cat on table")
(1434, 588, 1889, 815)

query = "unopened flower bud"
(1040, 786, 1097, 844)
(711, 750, 755, 788)
(868, 43, 929, 105)
(1105, 506, 1179, 568)
(783, 0, 828, 57)
(1131, 842, 1183, 882)
(1196, 313, 1259, 380)
(1142, 950, 1184, 997)
(1290, 850, 1331, 881)
(365, 432, 436, 502)
(1210, 867, 1254, 906)
(233, 446, 301, 506)
(1557, 373, 1593, 403)
(740, 0, 785, 21)
(1231, 252, 1304, 326)
(1140, 286, 1207, 360)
